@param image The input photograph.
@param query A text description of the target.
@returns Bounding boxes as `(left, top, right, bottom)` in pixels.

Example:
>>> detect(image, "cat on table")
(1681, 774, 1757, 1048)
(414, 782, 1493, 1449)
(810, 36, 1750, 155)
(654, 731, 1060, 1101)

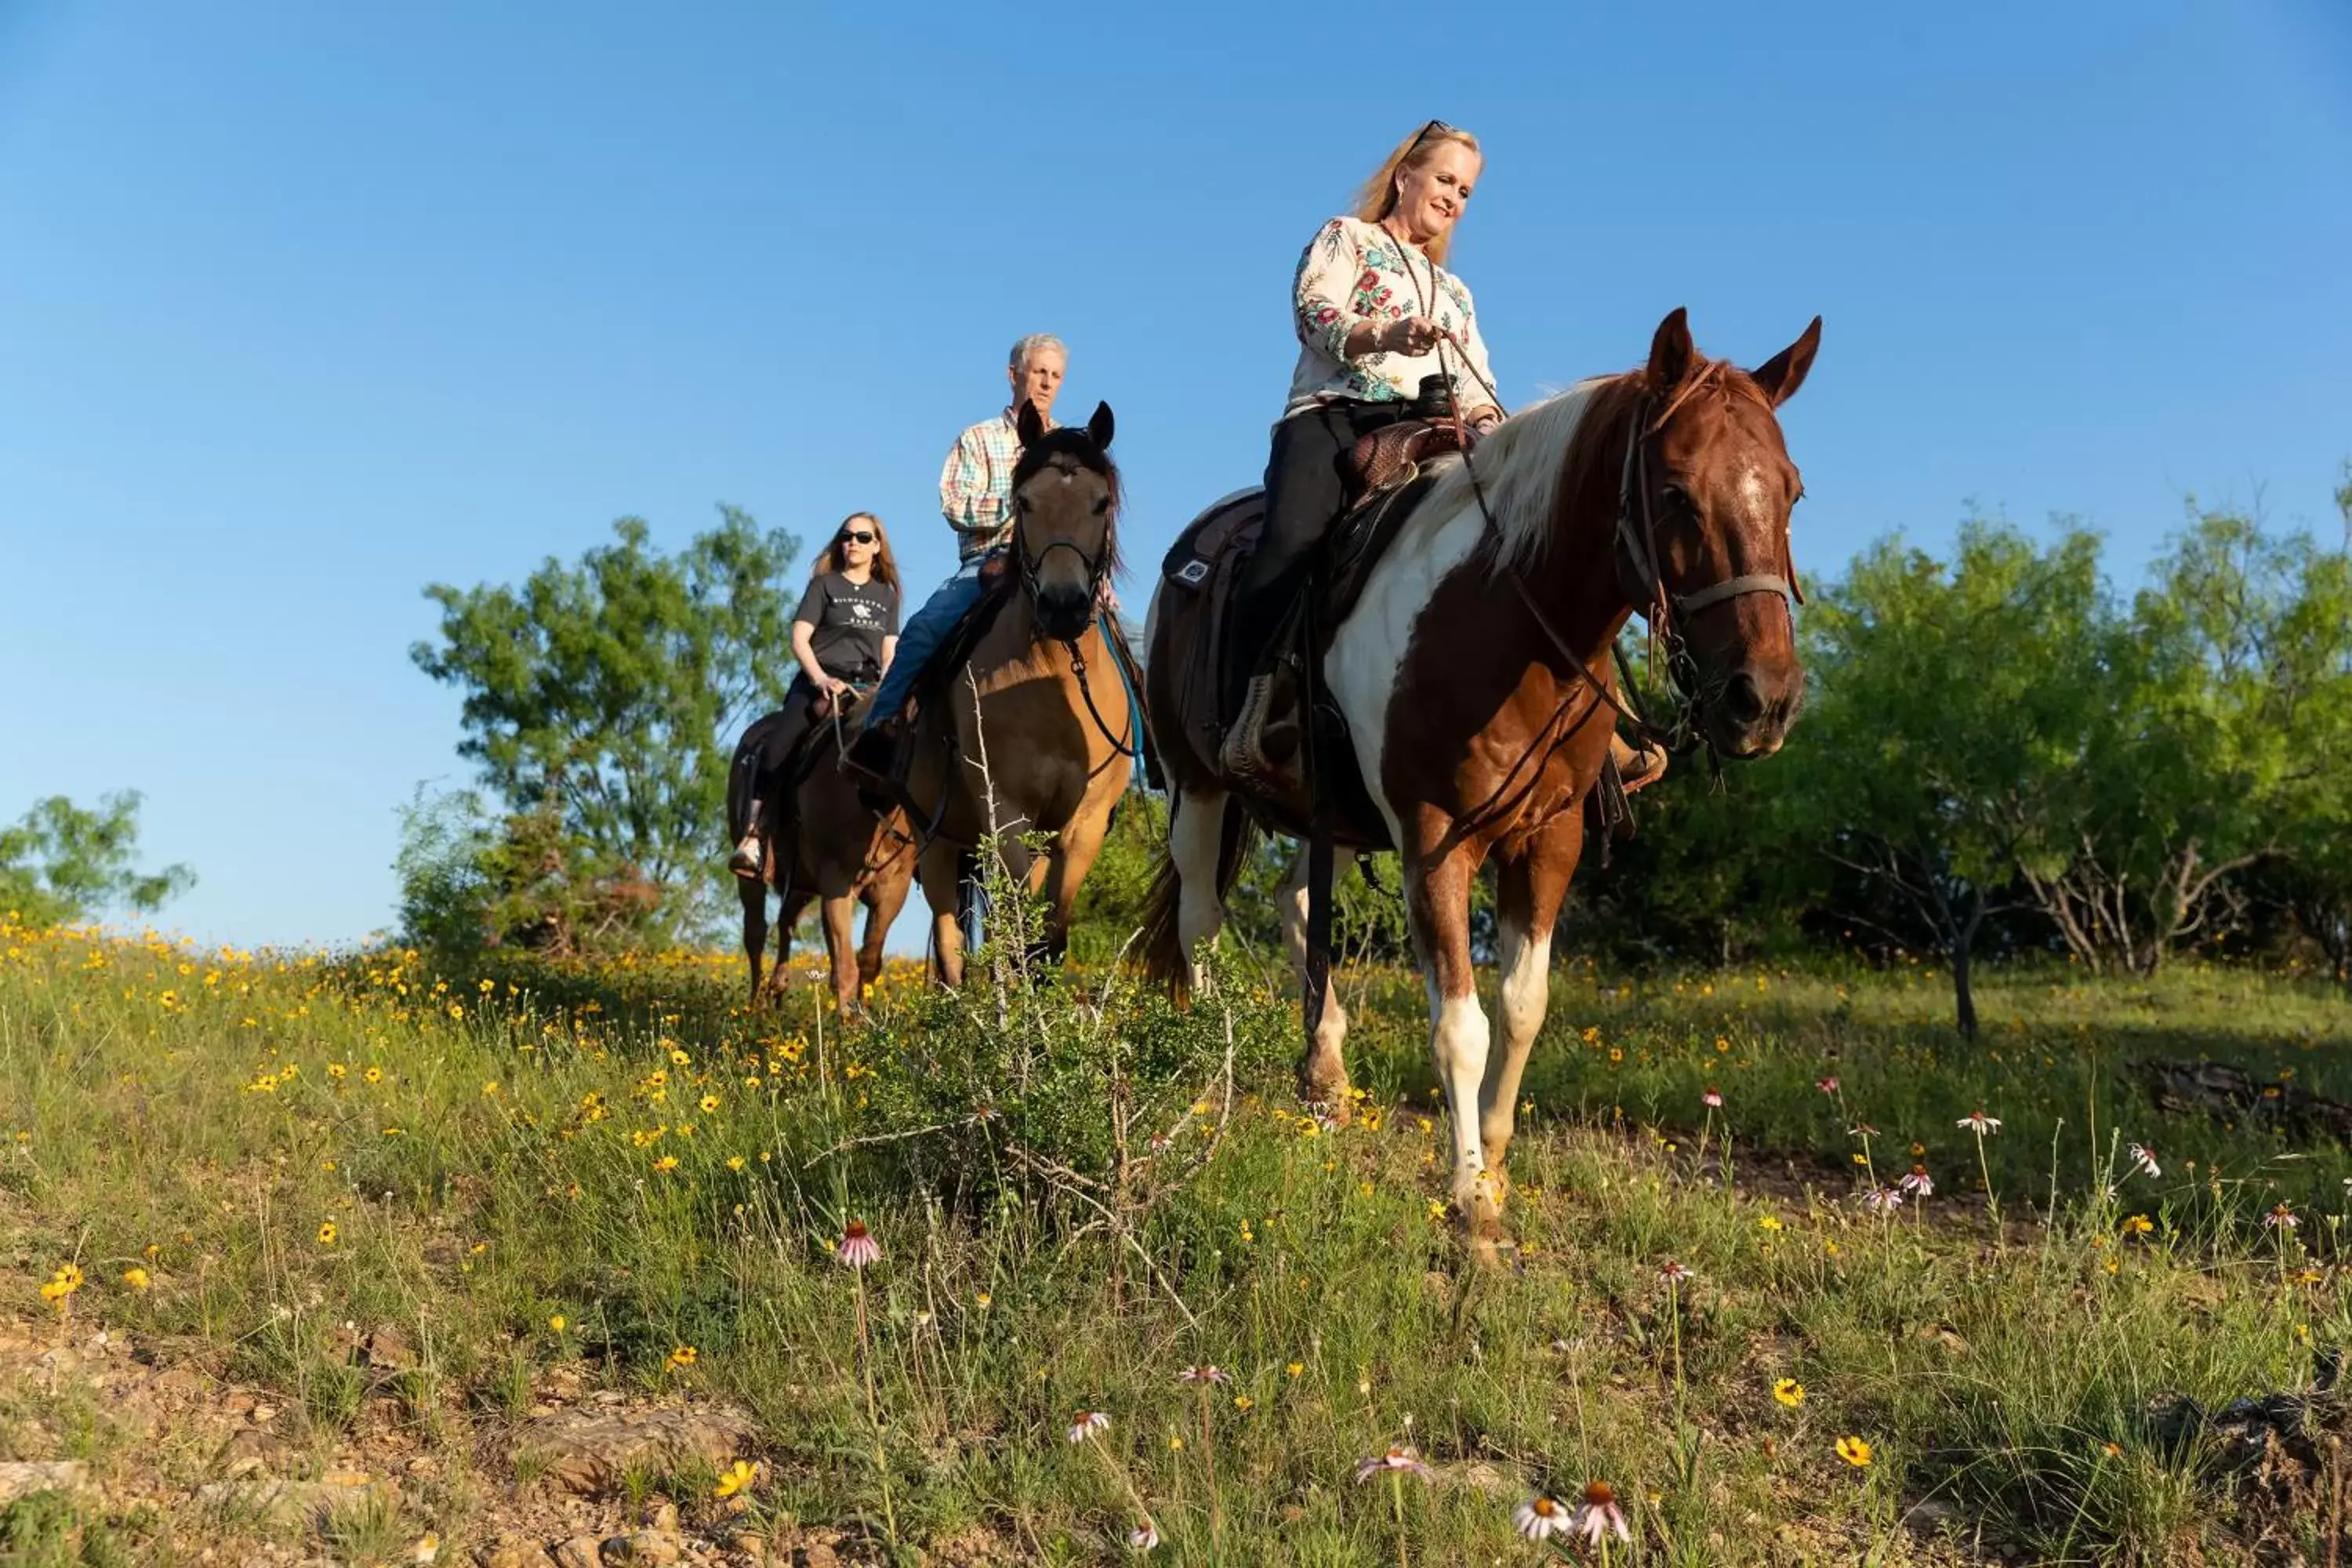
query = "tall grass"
(0, 907, 2344, 1563)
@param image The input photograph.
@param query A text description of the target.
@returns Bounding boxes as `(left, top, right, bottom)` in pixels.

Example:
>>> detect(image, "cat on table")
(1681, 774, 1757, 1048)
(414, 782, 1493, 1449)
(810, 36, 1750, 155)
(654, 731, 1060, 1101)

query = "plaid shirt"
(938, 408, 1051, 564)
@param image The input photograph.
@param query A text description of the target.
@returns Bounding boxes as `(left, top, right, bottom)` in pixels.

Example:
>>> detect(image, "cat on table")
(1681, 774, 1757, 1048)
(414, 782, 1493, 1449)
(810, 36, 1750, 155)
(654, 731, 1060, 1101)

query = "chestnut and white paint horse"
(1142, 309, 1820, 1256)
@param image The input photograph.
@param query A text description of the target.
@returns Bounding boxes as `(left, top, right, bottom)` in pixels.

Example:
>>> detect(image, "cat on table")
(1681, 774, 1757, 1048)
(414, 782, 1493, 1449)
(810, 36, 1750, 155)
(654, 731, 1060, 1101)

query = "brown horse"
(899, 401, 1135, 983)
(1142, 308, 1820, 1255)
(735, 713, 917, 1012)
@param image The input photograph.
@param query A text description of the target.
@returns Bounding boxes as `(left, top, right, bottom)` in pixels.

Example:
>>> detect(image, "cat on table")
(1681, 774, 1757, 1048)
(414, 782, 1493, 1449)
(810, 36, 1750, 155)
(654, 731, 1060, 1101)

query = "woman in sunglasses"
(728, 512, 901, 875)
(1221, 120, 1505, 788)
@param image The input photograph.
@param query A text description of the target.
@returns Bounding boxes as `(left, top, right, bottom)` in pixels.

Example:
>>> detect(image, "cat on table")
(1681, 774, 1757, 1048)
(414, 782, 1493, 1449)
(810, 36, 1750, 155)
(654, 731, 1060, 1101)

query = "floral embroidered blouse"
(1285, 216, 1498, 416)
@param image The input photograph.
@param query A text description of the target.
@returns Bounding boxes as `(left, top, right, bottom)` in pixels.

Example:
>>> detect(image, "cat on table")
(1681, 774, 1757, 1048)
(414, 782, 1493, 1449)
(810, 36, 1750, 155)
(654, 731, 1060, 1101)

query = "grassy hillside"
(1, 912, 2345, 1563)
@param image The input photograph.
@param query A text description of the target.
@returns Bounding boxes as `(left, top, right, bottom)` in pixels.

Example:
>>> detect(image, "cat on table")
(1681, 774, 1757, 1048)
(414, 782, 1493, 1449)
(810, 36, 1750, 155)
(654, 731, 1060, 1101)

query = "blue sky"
(3, 1, 2348, 950)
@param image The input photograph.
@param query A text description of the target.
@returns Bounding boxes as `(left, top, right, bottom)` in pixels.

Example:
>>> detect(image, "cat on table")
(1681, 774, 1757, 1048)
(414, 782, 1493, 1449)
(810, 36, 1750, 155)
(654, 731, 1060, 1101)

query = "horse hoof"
(1298, 1084, 1353, 1126)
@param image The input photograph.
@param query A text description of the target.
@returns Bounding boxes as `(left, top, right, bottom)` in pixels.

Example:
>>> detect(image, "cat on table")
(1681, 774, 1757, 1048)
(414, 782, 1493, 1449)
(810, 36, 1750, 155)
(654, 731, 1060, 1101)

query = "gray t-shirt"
(793, 572, 898, 680)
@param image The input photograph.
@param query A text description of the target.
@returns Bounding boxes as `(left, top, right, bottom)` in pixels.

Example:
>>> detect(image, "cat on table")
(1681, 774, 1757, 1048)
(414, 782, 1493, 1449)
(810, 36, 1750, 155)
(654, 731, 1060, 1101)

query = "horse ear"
(1749, 316, 1823, 408)
(1086, 401, 1115, 450)
(1015, 399, 1045, 448)
(1645, 307, 1694, 390)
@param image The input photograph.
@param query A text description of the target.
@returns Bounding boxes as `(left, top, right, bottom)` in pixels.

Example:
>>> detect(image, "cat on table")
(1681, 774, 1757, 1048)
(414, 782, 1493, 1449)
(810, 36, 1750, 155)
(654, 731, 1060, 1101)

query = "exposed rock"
(475, 1540, 557, 1568)
(2130, 1058, 2352, 1145)
(365, 1323, 419, 1372)
(553, 1538, 604, 1568)
(194, 1472, 394, 1528)
(517, 1403, 755, 1495)
(1437, 1459, 1515, 1497)
(648, 1501, 680, 1535)
(601, 1531, 683, 1566)
(0, 1460, 93, 1504)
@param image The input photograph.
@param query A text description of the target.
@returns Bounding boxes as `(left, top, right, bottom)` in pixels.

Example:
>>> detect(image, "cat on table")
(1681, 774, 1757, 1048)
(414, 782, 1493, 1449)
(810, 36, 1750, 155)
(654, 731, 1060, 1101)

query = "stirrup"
(1616, 736, 1669, 794)
(1219, 673, 1298, 793)
(728, 834, 763, 879)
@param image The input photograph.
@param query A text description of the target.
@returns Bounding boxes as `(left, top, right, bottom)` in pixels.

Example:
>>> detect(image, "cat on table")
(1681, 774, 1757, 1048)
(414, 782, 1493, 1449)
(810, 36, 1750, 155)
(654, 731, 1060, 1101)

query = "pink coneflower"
(1568, 1481, 1631, 1545)
(1513, 1494, 1568, 1540)
(1657, 1259, 1695, 1287)
(1957, 1110, 2002, 1135)
(1701, 1087, 1723, 1109)
(1127, 1519, 1160, 1551)
(1860, 1186, 1904, 1214)
(2264, 1202, 2299, 1231)
(1176, 1364, 1230, 1385)
(1066, 1410, 1111, 1443)
(2127, 1142, 2160, 1178)
(834, 1221, 881, 1269)
(1900, 1164, 1935, 1196)
(1353, 1446, 1434, 1483)
(1816, 1076, 1841, 1095)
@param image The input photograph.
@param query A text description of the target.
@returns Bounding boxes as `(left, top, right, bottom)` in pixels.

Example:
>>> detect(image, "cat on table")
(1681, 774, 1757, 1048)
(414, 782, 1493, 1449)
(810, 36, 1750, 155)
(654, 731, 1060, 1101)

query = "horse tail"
(1138, 794, 1254, 1003)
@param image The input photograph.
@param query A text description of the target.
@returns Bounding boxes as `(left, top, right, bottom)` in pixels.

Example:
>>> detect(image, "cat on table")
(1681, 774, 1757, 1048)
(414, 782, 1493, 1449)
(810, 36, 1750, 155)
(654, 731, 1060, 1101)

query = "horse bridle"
(1009, 485, 1115, 614)
(1007, 488, 1138, 762)
(1474, 376, 1804, 755)
(1612, 384, 1802, 637)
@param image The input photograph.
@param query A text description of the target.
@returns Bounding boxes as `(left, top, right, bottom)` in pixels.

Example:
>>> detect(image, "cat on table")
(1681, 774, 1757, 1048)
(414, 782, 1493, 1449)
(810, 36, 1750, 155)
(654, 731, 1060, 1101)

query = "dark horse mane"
(1010, 413, 1124, 579)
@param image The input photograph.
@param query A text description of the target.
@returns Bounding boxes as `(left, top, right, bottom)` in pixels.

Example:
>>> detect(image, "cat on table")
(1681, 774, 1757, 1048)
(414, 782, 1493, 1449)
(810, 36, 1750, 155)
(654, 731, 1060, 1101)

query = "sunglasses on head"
(839, 529, 876, 545)
(1406, 118, 1457, 156)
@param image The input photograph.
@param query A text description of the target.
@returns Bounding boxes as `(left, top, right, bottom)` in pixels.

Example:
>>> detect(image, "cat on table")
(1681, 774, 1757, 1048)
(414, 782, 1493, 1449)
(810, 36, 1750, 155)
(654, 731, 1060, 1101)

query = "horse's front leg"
(1035, 816, 1109, 965)
(739, 874, 768, 1002)
(1480, 822, 1581, 1172)
(820, 891, 859, 1017)
(1404, 833, 1505, 1255)
(918, 840, 967, 988)
(1281, 841, 1359, 1116)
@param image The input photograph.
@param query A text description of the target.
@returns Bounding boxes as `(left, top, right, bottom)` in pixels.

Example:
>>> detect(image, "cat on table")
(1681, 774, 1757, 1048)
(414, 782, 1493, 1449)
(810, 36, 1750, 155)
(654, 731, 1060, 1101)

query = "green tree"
(409, 507, 800, 940)
(0, 791, 194, 928)
(1792, 519, 2112, 1034)
(2019, 510, 2324, 973)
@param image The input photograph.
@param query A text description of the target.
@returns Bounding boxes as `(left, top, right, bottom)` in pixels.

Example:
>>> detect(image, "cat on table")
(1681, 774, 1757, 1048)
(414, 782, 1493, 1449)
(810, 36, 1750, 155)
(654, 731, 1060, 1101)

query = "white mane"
(1419, 376, 1613, 575)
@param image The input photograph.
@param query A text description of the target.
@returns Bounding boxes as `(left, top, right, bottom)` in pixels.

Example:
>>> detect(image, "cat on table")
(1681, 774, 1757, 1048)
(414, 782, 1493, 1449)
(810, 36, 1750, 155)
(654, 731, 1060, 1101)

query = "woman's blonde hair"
(812, 511, 901, 592)
(1350, 120, 1483, 267)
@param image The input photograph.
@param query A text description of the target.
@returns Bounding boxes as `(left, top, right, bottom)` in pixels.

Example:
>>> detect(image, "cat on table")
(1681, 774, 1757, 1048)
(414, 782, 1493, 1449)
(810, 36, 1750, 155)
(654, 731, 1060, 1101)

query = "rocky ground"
(0, 1314, 884, 1566)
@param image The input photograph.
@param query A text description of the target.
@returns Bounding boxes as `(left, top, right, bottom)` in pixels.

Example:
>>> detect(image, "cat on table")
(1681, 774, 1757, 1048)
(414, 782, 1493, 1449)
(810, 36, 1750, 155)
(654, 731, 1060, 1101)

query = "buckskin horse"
(897, 401, 1138, 982)
(731, 706, 917, 1012)
(1141, 308, 1820, 1258)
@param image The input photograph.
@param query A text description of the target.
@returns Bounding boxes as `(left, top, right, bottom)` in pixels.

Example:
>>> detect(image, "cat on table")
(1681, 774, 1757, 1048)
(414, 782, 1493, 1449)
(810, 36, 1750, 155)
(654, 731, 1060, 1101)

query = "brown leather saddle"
(1157, 422, 1462, 844)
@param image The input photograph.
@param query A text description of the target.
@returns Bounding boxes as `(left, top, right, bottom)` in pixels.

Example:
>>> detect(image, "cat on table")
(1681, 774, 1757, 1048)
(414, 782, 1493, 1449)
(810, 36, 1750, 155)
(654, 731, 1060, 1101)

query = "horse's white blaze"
(1483, 913, 1552, 1151)
(1737, 464, 1774, 534)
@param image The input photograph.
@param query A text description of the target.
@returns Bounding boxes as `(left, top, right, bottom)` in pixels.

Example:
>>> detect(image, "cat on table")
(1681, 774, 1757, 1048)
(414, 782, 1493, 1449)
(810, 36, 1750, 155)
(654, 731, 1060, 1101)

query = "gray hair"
(1008, 332, 1068, 374)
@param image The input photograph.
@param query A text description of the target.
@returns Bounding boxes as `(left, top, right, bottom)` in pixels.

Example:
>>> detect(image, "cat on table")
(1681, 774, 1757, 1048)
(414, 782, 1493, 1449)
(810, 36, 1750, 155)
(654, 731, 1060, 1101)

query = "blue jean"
(866, 553, 993, 722)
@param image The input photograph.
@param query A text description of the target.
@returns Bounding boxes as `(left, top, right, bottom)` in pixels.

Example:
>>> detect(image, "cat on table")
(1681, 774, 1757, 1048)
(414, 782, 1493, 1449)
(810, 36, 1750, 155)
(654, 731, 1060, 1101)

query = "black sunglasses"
(1406, 118, 1456, 156)
(838, 529, 877, 545)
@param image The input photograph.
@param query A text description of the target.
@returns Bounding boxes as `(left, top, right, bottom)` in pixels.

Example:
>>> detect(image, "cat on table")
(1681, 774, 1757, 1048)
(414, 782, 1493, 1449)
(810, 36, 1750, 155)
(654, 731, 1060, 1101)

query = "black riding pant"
(728, 675, 829, 840)
(1228, 397, 1413, 706)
